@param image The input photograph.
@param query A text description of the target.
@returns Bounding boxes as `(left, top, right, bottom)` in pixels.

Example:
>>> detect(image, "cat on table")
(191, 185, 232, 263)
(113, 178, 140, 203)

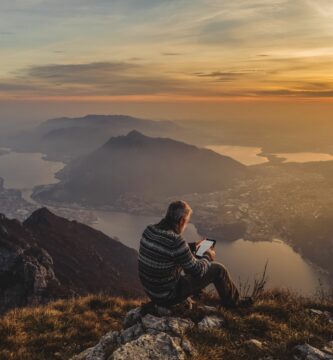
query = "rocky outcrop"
(0, 207, 144, 313)
(71, 303, 224, 360)
(0, 213, 61, 313)
(23, 207, 143, 297)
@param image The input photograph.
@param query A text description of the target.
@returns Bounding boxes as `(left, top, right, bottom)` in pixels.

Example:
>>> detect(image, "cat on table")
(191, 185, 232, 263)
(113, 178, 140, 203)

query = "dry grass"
(0, 290, 332, 360)
(0, 294, 142, 360)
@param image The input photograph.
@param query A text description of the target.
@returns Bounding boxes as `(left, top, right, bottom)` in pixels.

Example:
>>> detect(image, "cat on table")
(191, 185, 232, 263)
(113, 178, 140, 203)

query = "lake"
(205, 145, 267, 165)
(274, 152, 333, 163)
(206, 145, 333, 166)
(0, 149, 329, 295)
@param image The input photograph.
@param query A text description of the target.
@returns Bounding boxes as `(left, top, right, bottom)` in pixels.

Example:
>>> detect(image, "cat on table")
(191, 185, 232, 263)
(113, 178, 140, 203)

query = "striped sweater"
(138, 223, 211, 302)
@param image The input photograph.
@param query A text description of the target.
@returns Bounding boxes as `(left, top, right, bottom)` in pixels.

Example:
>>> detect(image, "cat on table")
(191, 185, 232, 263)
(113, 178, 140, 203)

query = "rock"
(110, 332, 187, 360)
(309, 309, 324, 316)
(293, 344, 333, 360)
(154, 305, 172, 317)
(72, 308, 197, 360)
(123, 306, 142, 329)
(141, 314, 194, 336)
(119, 323, 144, 344)
(245, 339, 264, 350)
(308, 309, 333, 324)
(70, 331, 119, 360)
(181, 337, 197, 357)
(0, 214, 62, 314)
(323, 342, 333, 356)
(198, 315, 224, 330)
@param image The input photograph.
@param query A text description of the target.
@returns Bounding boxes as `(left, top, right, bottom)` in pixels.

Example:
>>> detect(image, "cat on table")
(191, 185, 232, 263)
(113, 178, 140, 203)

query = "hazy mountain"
(0, 208, 143, 313)
(5, 114, 186, 162)
(33, 131, 247, 206)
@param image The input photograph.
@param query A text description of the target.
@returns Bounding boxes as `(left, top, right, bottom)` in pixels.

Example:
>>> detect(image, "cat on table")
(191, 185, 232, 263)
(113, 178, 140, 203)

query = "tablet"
(196, 239, 216, 257)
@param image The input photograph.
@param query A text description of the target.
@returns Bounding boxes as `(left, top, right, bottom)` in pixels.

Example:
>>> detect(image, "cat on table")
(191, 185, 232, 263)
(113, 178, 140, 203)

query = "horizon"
(1, 0, 333, 122)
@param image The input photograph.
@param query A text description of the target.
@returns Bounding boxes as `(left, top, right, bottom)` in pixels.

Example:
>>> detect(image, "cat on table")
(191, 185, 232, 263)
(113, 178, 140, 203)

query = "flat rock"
(198, 315, 224, 330)
(110, 332, 187, 360)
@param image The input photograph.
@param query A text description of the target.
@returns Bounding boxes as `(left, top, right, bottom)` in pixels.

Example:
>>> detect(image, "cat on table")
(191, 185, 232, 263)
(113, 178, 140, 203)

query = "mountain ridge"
(33, 131, 247, 206)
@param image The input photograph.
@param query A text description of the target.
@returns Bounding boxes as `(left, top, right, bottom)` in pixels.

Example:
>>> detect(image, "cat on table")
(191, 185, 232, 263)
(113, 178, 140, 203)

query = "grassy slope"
(0, 290, 332, 360)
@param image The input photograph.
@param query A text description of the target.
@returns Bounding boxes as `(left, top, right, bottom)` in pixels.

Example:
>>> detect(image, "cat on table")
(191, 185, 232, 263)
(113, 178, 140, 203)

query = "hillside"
(0, 290, 332, 360)
(0, 208, 143, 314)
(33, 130, 247, 207)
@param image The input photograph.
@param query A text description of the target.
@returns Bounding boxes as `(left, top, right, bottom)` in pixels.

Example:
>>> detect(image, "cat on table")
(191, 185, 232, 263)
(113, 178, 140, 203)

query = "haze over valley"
(1, 113, 332, 298)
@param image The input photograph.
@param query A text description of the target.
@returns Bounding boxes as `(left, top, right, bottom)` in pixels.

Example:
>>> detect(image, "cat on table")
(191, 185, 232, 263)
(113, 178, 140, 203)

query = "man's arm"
(173, 235, 211, 277)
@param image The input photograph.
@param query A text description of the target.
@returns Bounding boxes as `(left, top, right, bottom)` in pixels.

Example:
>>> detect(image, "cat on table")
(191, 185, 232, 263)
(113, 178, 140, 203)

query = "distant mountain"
(33, 131, 247, 206)
(6, 114, 185, 161)
(0, 208, 143, 313)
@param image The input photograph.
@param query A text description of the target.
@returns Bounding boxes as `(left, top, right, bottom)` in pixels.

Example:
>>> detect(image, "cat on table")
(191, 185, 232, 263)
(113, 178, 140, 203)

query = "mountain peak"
(24, 207, 57, 226)
(126, 130, 146, 138)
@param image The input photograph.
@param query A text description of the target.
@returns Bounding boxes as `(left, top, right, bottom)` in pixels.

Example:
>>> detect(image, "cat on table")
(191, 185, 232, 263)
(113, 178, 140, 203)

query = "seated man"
(138, 200, 252, 308)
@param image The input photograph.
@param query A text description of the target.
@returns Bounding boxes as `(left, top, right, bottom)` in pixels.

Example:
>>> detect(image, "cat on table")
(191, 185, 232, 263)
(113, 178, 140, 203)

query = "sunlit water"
(206, 145, 333, 166)
(205, 145, 267, 165)
(0, 150, 64, 203)
(275, 152, 333, 163)
(0, 149, 329, 295)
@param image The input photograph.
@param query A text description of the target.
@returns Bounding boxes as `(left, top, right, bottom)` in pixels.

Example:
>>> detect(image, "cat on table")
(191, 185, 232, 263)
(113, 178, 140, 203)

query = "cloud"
(254, 89, 333, 97)
(0, 61, 187, 96)
(162, 52, 183, 56)
(194, 71, 247, 82)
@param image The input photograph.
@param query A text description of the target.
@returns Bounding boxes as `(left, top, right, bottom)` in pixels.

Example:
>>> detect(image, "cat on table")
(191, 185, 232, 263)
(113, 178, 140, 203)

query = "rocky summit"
(0, 208, 143, 314)
(71, 301, 333, 360)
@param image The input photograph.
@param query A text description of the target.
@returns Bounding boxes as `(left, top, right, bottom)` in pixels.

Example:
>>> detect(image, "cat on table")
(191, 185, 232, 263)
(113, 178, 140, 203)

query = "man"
(138, 200, 252, 307)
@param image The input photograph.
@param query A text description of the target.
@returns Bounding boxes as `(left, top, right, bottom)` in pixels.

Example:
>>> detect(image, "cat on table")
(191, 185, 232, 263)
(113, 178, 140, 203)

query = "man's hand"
(204, 247, 216, 261)
(195, 238, 205, 251)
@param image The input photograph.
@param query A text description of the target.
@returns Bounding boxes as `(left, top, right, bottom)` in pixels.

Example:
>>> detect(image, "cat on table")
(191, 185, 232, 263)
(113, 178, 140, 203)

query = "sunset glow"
(1, 0, 333, 119)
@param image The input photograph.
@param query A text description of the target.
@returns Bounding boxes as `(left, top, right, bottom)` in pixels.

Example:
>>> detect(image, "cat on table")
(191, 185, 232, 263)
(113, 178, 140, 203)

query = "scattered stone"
(110, 332, 187, 360)
(308, 309, 333, 325)
(293, 343, 333, 360)
(198, 315, 224, 330)
(245, 339, 264, 350)
(323, 342, 333, 356)
(309, 309, 324, 316)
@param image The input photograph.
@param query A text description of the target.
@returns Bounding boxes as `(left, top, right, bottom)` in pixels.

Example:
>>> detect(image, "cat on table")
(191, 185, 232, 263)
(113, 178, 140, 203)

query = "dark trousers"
(171, 262, 240, 307)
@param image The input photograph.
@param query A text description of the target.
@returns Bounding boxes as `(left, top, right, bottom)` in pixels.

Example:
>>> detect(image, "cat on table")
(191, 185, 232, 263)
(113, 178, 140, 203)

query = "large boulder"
(0, 214, 61, 314)
(71, 303, 225, 360)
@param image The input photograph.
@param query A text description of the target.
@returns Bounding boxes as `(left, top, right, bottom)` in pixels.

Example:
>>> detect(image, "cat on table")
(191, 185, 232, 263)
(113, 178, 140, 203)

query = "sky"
(1, 0, 333, 122)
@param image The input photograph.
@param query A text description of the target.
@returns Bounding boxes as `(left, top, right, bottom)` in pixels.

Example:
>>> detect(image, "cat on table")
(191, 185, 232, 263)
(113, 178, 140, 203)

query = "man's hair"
(157, 200, 192, 231)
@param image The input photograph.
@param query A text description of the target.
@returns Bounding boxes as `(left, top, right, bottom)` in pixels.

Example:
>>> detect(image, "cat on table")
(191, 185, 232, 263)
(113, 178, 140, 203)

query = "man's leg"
(173, 262, 240, 307)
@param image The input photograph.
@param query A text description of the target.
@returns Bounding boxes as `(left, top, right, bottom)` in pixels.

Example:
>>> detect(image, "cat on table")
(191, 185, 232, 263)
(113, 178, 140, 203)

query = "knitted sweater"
(138, 224, 211, 302)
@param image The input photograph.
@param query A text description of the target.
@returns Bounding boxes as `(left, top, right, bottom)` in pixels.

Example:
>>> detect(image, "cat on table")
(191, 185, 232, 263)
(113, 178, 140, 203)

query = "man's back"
(138, 223, 210, 304)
